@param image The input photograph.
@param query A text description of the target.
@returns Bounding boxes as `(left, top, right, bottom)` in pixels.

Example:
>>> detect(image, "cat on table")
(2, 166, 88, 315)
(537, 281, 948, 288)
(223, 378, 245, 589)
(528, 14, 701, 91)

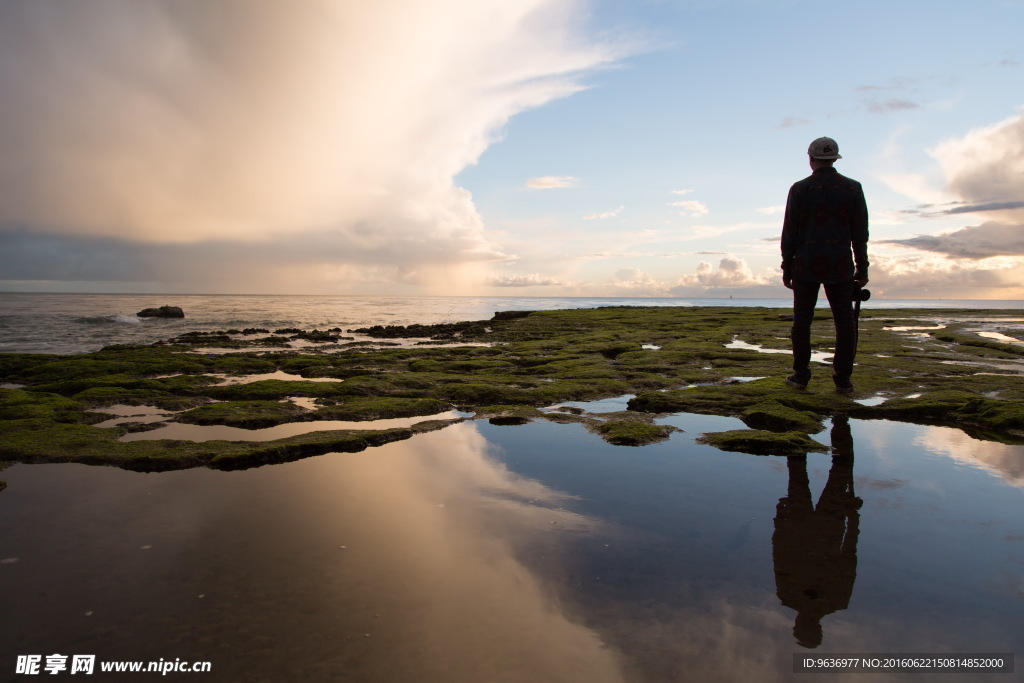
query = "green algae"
(208, 379, 349, 401)
(177, 400, 311, 428)
(2, 400, 460, 472)
(741, 398, 825, 434)
(313, 397, 450, 421)
(594, 420, 676, 446)
(696, 429, 830, 456)
(852, 390, 1024, 443)
(4, 305, 1024, 470)
(474, 404, 546, 425)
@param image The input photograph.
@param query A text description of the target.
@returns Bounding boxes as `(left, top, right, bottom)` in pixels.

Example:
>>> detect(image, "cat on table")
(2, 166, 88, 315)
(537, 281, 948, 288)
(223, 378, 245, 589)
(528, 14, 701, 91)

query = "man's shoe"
(835, 382, 854, 394)
(785, 374, 809, 389)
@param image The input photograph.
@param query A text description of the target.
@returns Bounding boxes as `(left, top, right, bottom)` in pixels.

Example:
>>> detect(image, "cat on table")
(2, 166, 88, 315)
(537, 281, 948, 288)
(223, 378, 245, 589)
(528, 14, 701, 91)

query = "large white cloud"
(885, 110, 1024, 260)
(0, 0, 620, 292)
(932, 110, 1024, 219)
(673, 256, 772, 290)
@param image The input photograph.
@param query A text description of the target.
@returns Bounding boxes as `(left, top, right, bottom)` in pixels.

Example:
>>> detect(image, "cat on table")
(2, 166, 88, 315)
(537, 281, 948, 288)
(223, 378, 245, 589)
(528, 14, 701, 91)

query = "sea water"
(3, 292, 1024, 354)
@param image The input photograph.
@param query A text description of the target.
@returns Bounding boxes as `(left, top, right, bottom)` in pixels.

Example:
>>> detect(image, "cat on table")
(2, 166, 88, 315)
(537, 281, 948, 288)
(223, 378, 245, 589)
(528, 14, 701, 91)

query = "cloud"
(941, 200, 1024, 215)
(582, 206, 624, 220)
(672, 256, 772, 290)
(856, 77, 917, 92)
(0, 0, 621, 292)
(877, 172, 951, 206)
(777, 117, 810, 129)
(856, 78, 923, 114)
(668, 200, 709, 217)
(526, 176, 582, 189)
(883, 221, 1024, 259)
(866, 99, 922, 114)
(0, 221, 507, 294)
(685, 220, 776, 241)
(898, 200, 1024, 219)
(580, 250, 689, 259)
(671, 188, 694, 195)
(609, 268, 661, 291)
(861, 252, 1024, 299)
(489, 273, 564, 287)
(756, 205, 785, 216)
(931, 110, 1024, 218)
(888, 110, 1024, 261)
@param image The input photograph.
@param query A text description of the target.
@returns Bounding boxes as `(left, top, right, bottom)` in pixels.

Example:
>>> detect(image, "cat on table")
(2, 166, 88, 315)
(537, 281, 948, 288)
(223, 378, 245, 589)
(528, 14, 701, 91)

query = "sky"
(1, 0, 1022, 299)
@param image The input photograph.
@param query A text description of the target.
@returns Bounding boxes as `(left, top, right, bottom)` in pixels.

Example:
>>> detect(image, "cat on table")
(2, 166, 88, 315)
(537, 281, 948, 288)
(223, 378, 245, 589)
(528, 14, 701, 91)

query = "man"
(780, 137, 869, 393)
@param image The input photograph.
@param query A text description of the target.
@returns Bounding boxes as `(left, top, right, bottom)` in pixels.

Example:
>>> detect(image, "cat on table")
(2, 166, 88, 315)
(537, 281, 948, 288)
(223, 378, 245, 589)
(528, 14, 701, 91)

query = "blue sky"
(1, 0, 1022, 298)
(460, 0, 1024, 298)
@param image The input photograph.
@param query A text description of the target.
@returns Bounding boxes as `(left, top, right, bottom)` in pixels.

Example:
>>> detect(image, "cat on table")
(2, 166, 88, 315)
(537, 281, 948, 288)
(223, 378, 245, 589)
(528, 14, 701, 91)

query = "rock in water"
(137, 305, 185, 318)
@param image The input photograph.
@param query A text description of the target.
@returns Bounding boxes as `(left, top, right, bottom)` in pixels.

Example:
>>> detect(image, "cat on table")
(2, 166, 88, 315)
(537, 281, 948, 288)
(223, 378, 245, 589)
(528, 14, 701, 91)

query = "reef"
(137, 305, 185, 318)
(3, 305, 1024, 472)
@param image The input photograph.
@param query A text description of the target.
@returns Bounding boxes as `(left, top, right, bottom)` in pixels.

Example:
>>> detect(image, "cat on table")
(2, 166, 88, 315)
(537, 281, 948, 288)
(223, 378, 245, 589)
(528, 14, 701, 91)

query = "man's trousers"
(790, 279, 857, 386)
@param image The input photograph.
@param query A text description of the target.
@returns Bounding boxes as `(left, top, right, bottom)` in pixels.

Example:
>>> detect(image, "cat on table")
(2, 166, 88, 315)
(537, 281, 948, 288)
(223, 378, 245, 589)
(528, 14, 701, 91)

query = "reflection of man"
(781, 137, 869, 394)
(773, 416, 861, 649)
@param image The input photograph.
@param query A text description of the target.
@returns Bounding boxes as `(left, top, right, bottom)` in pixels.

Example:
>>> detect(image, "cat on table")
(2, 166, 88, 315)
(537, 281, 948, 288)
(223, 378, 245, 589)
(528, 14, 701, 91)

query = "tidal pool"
(1, 409, 1021, 682)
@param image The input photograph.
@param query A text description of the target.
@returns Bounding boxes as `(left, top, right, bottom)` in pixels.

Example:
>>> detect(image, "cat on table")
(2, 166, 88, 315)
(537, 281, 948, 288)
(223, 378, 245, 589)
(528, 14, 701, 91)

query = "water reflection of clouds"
(4, 408, 1022, 679)
(914, 425, 1024, 487)
(300, 423, 626, 682)
(854, 477, 909, 492)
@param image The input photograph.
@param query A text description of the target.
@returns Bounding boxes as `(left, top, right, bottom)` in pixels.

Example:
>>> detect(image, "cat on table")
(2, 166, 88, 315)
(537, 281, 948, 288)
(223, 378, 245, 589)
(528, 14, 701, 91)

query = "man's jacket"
(781, 167, 869, 284)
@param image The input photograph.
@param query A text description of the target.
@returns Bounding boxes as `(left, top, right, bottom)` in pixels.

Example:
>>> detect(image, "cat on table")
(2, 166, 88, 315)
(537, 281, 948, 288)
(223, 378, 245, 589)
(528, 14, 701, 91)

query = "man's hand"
(854, 274, 869, 287)
(783, 275, 793, 290)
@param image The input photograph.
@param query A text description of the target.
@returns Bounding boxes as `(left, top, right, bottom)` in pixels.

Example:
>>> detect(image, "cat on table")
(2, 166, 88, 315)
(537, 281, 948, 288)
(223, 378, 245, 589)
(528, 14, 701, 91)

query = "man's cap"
(807, 137, 842, 160)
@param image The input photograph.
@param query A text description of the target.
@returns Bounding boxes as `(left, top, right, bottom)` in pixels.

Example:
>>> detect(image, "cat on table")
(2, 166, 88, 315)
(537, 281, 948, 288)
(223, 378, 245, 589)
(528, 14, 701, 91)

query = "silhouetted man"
(781, 137, 869, 393)
(773, 416, 861, 648)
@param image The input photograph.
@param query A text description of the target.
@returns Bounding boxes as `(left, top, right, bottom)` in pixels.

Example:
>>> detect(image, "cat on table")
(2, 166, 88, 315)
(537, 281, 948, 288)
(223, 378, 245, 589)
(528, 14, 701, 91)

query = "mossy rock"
(956, 397, 1024, 432)
(576, 341, 639, 360)
(313, 397, 450, 421)
(932, 332, 1024, 357)
(594, 420, 676, 446)
(542, 412, 590, 424)
(0, 389, 86, 422)
(697, 429, 829, 456)
(69, 386, 208, 411)
(854, 390, 980, 421)
(408, 358, 517, 373)
(209, 379, 348, 401)
(177, 400, 311, 429)
(474, 404, 545, 425)
(205, 428, 417, 470)
(7, 305, 1024, 471)
(741, 398, 824, 434)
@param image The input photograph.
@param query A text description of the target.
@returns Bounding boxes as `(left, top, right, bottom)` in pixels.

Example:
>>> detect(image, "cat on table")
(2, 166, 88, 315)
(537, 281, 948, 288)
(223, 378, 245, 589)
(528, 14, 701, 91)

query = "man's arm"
(851, 182, 869, 286)
(780, 186, 798, 288)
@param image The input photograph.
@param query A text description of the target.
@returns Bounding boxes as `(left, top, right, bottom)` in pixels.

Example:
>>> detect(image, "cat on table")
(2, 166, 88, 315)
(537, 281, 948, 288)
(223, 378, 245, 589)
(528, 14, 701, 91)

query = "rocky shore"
(3, 305, 1024, 474)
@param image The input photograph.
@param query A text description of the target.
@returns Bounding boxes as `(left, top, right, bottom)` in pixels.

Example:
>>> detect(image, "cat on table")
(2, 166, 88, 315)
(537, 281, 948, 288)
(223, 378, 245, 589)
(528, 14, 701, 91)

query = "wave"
(73, 314, 143, 325)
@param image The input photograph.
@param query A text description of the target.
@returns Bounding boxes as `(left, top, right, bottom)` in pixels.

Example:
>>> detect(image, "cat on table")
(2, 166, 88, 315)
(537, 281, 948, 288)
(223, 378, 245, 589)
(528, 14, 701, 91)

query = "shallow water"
(5, 292, 1024, 354)
(114, 411, 465, 443)
(1, 409, 1021, 682)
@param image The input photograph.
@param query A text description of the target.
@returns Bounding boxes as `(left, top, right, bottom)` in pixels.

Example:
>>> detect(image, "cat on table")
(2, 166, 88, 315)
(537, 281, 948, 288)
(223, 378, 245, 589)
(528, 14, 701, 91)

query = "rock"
(491, 310, 534, 321)
(137, 305, 185, 318)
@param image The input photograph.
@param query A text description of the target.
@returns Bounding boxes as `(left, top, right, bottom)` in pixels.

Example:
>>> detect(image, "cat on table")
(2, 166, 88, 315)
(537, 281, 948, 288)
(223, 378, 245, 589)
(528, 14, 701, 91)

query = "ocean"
(3, 292, 1023, 355)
